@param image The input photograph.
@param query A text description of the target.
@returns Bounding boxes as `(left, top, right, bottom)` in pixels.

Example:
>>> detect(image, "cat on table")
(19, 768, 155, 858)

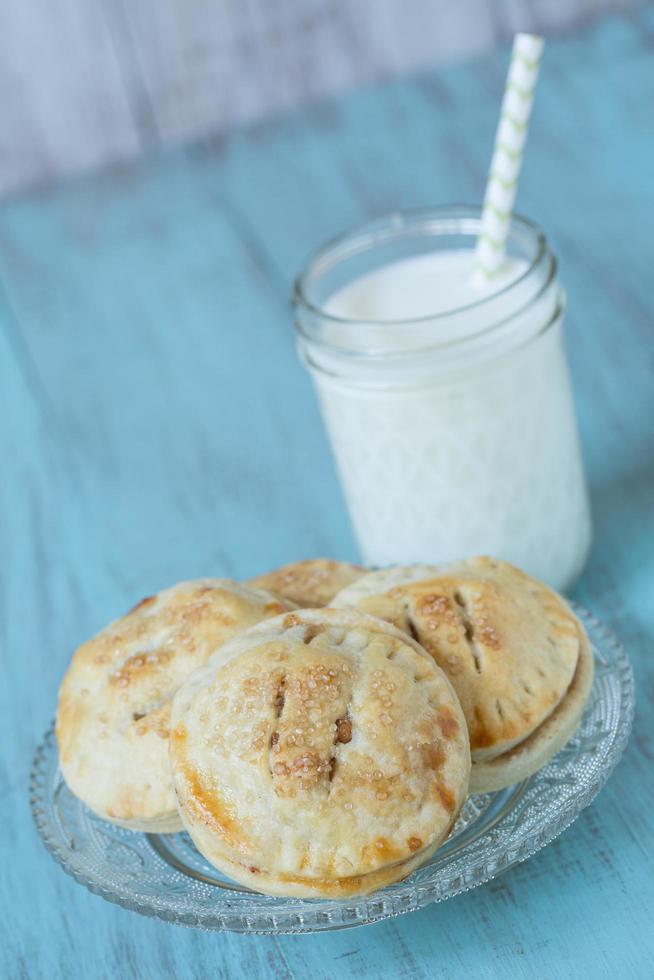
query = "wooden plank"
(120, 0, 638, 149)
(0, 1, 141, 199)
(1, 9, 653, 978)
(0, 0, 640, 197)
(0, 157, 358, 597)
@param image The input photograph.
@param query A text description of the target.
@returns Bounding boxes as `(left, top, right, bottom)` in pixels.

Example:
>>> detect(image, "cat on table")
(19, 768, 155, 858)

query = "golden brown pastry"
(56, 579, 293, 831)
(248, 558, 365, 608)
(170, 607, 470, 897)
(469, 622, 594, 792)
(332, 557, 593, 792)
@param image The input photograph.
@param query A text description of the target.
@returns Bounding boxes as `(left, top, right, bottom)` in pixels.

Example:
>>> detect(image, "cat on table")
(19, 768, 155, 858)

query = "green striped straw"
(473, 33, 544, 285)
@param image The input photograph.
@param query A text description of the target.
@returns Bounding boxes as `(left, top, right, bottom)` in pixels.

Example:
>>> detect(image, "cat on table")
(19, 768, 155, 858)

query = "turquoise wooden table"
(2, 9, 653, 978)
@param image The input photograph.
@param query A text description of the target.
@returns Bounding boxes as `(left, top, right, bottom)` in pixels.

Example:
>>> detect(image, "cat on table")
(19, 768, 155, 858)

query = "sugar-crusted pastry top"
(332, 558, 580, 761)
(56, 579, 291, 828)
(248, 559, 365, 608)
(170, 608, 470, 897)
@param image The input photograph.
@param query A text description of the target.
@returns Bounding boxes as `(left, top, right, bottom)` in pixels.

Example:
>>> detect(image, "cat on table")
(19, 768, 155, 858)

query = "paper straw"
(473, 33, 544, 284)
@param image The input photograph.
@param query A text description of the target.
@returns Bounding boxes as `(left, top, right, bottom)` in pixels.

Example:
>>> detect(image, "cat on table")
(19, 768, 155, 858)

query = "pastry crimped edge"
(170, 607, 471, 897)
(469, 620, 594, 792)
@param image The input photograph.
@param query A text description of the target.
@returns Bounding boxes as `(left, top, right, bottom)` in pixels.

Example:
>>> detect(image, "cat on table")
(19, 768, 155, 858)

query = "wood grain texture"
(1, 9, 653, 978)
(0, 0, 641, 198)
(0, 0, 142, 198)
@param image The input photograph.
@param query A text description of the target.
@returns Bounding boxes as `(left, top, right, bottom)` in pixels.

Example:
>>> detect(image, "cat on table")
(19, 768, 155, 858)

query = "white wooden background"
(0, 0, 638, 199)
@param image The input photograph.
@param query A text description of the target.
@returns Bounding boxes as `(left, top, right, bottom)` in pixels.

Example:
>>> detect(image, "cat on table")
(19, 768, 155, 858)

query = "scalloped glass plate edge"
(30, 604, 634, 934)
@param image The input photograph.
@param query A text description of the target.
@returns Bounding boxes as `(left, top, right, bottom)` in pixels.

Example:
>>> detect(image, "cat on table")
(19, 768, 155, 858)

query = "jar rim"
(299, 291, 566, 387)
(293, 205, 548, 328)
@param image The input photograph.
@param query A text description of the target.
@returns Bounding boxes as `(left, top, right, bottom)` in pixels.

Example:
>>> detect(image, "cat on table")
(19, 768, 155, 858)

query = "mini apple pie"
(170, 607, 470, 897)
(56, 579, 292, 831)
(332, 557, 593, 792)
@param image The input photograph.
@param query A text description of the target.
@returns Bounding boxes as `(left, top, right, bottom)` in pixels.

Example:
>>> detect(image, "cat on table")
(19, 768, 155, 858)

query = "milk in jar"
(294, 207, 591, 591)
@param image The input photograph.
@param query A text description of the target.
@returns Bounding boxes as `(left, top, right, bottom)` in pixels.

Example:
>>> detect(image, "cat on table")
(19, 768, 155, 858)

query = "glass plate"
(30, 604, 634, 934)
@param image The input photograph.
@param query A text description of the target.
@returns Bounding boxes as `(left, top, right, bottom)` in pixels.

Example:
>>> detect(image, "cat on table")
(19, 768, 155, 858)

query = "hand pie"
(56, 579, 292, 831)
(332, 557, 593, 792)
(248, 558, 365, 608)
(170, 607, 470, 897)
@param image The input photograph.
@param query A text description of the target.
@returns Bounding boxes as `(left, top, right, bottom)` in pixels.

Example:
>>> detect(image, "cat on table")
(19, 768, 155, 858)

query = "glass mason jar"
(293, 206, 591, 592)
